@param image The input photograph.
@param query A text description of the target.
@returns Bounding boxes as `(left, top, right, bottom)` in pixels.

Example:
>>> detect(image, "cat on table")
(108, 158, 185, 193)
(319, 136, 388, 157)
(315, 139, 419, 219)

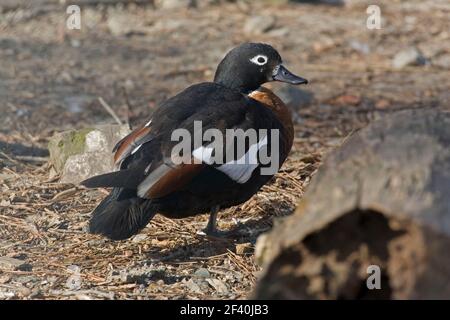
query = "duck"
(81, 43, 308, 240)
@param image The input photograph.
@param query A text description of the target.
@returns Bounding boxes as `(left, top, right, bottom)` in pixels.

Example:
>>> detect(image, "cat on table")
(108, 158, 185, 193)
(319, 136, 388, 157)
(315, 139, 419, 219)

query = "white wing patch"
(193, 135, 268, 184)
(217, 135, 267, 183)
(192, 145, 214, 164)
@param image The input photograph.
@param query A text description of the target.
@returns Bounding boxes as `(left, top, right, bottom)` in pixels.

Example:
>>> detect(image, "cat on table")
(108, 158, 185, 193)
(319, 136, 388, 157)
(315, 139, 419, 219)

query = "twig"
(0, 151, 21, 165)
(14, 155, 48, 163)
(98, 97, 122, 125)
(51, 187, 80, 202)
(121, 87, 132, 127)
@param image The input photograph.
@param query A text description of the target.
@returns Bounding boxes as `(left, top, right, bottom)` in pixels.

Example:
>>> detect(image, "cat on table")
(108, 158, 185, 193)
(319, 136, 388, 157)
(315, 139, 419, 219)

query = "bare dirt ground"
(0, 0, 449, 299)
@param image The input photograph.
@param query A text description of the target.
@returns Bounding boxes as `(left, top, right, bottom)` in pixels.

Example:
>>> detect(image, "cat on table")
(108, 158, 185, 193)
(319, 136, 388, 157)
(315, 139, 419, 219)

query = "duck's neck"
(214, 78, 258, 95)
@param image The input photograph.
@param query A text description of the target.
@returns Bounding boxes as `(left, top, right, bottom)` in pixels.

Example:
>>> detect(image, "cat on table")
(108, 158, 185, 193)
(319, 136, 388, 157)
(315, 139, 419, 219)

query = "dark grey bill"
(273, 65, 308, 85)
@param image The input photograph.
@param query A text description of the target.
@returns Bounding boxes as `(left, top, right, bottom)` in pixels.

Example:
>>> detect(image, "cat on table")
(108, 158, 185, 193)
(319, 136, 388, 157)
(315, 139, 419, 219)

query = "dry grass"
(0, 127, 325, 300)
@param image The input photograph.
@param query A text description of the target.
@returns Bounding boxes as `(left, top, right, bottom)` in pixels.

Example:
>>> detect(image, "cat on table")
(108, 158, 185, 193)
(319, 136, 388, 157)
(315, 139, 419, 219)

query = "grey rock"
(185, 279, 203, 294)
(205, 278, 229, 295)
(66, 265, 82, 290)
(48, 125, 130, 184)
(70, 39, 81, 48)
(67, 265, 81, 273)
(243, 16, 276, 35)
(392, 47, 426, 69)
(254, 109, 450, 300)
(132, 234, 148, 243)
(17, 286, 31, 297)
(194, 268, 211, 278)
(66, 274, 82, 290)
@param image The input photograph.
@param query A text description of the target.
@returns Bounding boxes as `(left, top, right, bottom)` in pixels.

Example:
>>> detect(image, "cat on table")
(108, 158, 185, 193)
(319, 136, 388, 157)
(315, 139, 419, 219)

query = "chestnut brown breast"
(248, 86, 294, 155)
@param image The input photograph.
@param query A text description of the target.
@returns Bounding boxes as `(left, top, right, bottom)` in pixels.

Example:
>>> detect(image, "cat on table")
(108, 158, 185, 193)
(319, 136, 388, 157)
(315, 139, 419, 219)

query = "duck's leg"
(197, 206, 227, 237)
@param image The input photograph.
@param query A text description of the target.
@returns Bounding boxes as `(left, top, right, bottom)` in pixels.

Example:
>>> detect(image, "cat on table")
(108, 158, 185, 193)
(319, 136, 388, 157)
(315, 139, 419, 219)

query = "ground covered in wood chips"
(1, 0, 449, 299)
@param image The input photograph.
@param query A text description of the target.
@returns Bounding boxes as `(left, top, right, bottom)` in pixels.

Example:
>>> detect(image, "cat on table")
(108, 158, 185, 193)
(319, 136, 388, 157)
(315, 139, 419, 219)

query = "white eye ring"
(250, 54, 268, 66)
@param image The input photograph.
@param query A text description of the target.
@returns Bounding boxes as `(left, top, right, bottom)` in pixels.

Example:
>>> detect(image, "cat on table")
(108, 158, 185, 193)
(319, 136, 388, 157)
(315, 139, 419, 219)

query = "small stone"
(107, 13, 131, 36)
(205, 278, 229, 295)
(0, 199, 11, 206)
(124, 79, 135, 90)
(48, 125, 130, 184)
(185, 279, 203, 294)
(70, 39, 81, 48)
(68, 265, 81, 273)
(244, 16, 276, 35)
(66, 274, 82, 290)
(18, 286, 31, 297)
(194, 268, 210, 278)
(57, 71, 73, 83)
(132, 234, 148, 243)
(0, 274, 11, 284)
(66, 265, 82, 290)
(392, 47, 426, 69)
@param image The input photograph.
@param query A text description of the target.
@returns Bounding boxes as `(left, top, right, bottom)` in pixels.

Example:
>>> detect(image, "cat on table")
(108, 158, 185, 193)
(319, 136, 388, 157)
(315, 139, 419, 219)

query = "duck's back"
(150, 85, 295, 217)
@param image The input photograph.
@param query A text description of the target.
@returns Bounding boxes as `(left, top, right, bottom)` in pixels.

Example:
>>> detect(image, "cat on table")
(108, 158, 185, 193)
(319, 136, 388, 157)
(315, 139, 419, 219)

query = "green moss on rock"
(48, 128, 95, 173)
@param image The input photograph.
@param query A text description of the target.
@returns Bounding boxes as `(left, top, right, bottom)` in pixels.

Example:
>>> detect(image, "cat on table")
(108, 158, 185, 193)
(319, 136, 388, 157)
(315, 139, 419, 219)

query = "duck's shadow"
(0, 140, 48, 168)
(147, 204, 293, 263)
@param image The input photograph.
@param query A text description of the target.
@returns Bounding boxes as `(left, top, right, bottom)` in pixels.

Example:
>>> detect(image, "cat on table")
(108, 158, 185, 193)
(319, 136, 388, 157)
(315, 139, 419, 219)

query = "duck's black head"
(214, 43, 308, 94)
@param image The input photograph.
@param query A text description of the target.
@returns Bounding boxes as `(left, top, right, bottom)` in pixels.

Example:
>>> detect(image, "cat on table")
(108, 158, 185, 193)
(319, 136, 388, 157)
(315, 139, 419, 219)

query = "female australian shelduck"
(82, 43, 308, 240)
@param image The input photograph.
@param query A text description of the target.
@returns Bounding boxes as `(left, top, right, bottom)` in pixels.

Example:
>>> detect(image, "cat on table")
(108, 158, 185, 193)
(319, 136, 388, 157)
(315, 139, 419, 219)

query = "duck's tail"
(88, 188, 157, 240)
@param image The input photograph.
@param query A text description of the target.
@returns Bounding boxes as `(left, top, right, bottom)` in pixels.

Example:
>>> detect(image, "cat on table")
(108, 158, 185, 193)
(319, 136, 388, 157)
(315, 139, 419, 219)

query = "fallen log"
(254, 108, 450, 299)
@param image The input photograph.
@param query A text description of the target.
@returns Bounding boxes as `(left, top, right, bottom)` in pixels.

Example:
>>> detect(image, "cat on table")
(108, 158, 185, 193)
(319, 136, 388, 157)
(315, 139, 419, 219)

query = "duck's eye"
(250, 55, 268, 66)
